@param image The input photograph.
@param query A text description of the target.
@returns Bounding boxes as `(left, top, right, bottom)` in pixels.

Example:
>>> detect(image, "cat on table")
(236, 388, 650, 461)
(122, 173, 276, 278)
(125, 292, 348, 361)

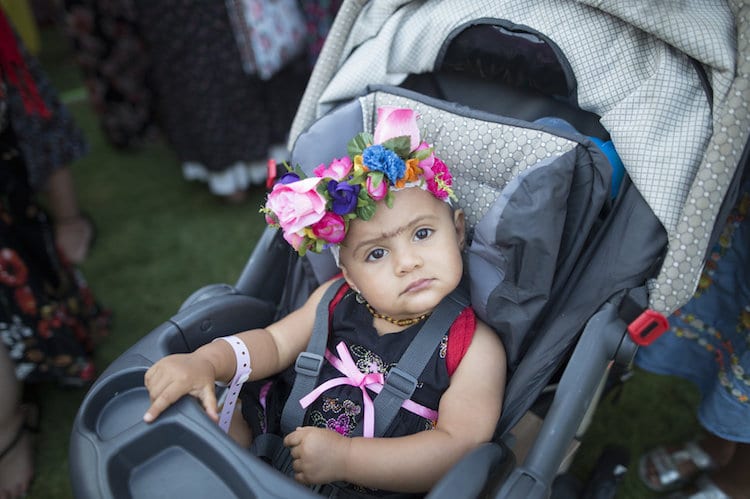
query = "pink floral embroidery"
(328, 414, 352, 435)
(310, 397, 363, 436)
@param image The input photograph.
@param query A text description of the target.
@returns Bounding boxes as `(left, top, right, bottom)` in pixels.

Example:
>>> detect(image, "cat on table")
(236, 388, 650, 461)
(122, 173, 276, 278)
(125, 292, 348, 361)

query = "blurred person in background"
(0, 8, 110, 497)
(63, 0, 342, 203)
(637, 177, 750, 499)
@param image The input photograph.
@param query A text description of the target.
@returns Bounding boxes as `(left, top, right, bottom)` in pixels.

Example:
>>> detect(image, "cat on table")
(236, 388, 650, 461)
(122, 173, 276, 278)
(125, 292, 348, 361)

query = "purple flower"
(278, 172, 300, 184)
(327, 180, 360, 215)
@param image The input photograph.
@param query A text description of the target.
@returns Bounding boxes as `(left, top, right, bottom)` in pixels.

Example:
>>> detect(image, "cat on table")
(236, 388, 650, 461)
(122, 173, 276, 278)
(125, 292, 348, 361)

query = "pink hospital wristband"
(213, 335, 252, 433)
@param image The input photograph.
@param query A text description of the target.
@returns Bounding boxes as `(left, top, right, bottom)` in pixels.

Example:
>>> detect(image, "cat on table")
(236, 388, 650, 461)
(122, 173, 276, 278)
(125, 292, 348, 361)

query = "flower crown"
(262, 106, 456, 256)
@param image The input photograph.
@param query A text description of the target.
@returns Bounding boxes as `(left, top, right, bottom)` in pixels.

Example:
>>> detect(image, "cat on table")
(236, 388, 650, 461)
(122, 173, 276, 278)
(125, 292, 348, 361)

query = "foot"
(667, 473, 748, 499)
(639, 440, 726, 492)
(55, 215, 95, 264)
(0, 406, 35, 498)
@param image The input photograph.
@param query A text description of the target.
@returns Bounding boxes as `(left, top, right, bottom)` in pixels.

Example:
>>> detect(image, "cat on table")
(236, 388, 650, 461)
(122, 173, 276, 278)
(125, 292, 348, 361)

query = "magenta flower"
(366, 175, 388, 201)
(311, 212, 346, 244)
(426, 157, 453, 200)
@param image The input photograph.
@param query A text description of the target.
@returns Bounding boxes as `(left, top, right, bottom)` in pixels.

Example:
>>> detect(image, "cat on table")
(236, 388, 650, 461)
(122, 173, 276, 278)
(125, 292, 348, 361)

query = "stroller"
(69, 1, 749, 498)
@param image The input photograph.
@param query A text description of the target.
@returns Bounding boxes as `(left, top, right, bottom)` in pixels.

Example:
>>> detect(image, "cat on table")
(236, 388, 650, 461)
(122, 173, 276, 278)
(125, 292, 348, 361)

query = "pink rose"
(313, 156, 353, 180)
(366, 175, 388, 201)
(265, 177, 326, 234)
(311, 212, 346, 244)
(283, 230, 305, 251)
(373, 106, 421, 151)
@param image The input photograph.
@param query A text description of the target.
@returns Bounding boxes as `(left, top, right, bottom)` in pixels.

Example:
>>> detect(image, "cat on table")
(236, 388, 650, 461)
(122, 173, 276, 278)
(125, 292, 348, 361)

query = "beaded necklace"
(364, 302, 430, 327)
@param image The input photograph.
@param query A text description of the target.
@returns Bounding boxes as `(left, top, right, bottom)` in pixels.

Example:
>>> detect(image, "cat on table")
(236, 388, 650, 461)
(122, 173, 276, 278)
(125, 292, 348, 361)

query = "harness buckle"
(383, 367, 418, 399)
(295, 352, 323, 377)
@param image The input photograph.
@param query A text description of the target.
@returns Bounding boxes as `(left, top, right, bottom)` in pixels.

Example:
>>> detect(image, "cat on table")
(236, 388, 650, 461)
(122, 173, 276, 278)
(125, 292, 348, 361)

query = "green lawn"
(27, 24, 701, 499)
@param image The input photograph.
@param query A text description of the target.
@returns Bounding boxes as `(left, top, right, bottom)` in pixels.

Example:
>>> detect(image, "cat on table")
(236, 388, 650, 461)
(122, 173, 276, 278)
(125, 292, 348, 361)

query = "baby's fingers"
(143, 382, 183, 423)
(198, 384, 219, 422)
(283, 427, 304, 448)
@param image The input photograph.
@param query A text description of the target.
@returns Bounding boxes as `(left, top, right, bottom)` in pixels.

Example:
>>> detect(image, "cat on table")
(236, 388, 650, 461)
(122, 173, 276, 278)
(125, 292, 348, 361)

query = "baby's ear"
(454, 208, 466, 250)
(339, 264, 358, 293)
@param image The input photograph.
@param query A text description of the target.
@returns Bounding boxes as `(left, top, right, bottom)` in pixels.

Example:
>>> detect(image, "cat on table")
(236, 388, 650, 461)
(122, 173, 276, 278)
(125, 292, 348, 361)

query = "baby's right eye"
(366, 248, 386, 261)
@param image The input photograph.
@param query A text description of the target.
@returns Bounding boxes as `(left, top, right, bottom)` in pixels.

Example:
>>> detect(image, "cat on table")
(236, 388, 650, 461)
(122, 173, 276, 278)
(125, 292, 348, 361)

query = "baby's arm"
(284, 319, 506, 492)
(143, 279, 338, 423)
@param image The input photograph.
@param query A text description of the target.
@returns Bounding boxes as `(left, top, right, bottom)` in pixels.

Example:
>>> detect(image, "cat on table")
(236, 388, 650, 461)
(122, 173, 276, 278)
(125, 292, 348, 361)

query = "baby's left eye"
(414, 228, 433, 240)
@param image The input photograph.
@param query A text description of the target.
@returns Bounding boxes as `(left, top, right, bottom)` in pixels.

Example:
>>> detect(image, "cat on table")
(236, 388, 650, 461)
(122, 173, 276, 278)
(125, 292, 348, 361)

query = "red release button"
(627, 309, 669, 346)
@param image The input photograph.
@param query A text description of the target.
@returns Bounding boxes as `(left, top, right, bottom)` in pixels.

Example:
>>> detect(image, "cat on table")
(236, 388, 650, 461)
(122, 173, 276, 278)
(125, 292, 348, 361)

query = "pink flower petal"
(373, 106, 420, 151)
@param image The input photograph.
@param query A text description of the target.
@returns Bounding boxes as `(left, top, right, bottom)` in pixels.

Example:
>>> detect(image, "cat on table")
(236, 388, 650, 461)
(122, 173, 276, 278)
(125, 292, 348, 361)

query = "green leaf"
(347, 132, 373, 157)
(385, 190, 394, 209)
(293, 163, 307, 178)
(316, 181, 331, 200)
(348, 170, 367, 185)
(357, 198, 376, 220)
(413, 147, 433, 161)
(368, 171, 384, 188)
(380, 136, 411, 158)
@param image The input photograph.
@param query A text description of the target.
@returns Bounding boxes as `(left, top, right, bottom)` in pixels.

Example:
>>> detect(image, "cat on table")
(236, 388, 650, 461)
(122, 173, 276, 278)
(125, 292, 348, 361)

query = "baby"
(143, 106, 506, 495)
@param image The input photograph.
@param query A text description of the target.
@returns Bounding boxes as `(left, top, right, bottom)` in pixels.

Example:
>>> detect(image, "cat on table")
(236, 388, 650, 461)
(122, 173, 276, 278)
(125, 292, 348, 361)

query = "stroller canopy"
(290, 0, 748, 316)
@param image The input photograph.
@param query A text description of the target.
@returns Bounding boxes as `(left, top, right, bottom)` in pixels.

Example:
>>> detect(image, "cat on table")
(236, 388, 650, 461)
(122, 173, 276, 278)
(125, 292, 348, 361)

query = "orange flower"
(395, 158, 423, 188)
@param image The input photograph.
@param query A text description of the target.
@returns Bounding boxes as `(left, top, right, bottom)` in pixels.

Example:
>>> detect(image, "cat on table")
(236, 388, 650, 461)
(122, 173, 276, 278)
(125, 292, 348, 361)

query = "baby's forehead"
(348, 197, 451, 238)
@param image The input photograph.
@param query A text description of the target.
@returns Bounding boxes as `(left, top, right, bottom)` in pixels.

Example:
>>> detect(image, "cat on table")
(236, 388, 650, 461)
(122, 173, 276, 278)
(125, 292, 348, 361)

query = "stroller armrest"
(428, 441, 515, 499)
(70, 292, 319, 499)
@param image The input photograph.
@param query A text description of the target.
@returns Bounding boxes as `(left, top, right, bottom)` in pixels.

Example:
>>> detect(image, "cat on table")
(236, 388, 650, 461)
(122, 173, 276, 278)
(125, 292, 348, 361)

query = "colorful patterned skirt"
(636, 186, 750, 443)
(0, 125, 110, 387)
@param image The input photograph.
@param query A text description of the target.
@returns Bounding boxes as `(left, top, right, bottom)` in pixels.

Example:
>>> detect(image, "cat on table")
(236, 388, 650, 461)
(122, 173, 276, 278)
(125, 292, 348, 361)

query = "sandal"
(666, 474, 731, 499)
(639, 440, 718, 492)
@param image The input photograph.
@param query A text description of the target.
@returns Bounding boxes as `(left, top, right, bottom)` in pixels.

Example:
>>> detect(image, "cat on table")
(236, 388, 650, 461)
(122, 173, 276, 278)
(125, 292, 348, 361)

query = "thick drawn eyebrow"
(351, 214, 437, 257)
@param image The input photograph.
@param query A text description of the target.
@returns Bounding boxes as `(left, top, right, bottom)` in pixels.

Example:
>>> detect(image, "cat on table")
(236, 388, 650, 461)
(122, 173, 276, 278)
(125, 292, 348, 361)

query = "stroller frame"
(70, 1, 750, 498)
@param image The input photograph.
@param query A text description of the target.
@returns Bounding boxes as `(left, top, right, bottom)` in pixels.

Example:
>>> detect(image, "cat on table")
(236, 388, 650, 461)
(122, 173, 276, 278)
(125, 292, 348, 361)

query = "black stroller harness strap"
(372, 288, 469, 436)
(254, 278, 471, 492)
(281, 279, 345, 435)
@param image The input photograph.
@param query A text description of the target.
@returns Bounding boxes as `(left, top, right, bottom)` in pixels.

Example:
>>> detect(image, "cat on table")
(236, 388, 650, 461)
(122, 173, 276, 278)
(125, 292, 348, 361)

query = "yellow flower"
(353, 155, 369, 175)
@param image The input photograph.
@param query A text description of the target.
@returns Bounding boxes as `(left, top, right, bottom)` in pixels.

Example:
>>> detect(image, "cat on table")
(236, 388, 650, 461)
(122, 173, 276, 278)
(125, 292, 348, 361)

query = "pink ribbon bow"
(299, 341, 438, 438)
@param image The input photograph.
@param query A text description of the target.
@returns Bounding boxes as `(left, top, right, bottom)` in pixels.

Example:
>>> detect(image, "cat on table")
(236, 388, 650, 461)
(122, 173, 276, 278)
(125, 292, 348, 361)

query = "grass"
(26, 24, 702, 499)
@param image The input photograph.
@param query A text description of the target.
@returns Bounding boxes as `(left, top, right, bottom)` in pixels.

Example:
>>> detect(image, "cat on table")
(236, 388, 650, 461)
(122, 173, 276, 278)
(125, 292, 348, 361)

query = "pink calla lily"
(373, 106, 421, 151)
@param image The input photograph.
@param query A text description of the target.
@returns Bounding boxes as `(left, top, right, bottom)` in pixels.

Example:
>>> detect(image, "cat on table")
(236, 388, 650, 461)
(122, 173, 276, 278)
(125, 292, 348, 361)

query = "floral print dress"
(0, 15, 110, 386)
(636, 184, 750, 443)
(0, 122, 110, 386)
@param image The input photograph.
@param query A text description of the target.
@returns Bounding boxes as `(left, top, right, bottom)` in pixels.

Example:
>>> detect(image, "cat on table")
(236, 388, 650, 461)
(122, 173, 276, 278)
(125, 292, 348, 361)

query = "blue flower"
(362, 145, 405, 185)
(327, 180, 360, 215)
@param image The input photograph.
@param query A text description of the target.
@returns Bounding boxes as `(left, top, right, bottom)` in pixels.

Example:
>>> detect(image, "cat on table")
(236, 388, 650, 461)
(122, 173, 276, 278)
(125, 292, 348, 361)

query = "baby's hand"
(143, 353, 219, 423)
(284, 426, 351, 485)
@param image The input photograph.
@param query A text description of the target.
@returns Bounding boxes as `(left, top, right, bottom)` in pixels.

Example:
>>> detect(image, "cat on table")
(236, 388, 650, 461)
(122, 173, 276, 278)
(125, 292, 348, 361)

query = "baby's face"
(339, 188, 465, 325)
